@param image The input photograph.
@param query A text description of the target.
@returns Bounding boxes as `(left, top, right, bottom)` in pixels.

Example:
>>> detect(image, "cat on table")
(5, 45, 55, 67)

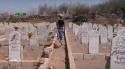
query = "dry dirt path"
(50, 46, 66, 69)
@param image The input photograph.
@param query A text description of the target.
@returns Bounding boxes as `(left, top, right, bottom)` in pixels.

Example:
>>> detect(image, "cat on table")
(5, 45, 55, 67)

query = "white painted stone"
(80, 23, 89, 44)
(74, 25, 79, 36)
(88, 23, 93, 31)
(89, 30, 99, 54)
(81, 26, 89, 44)
(69, 22, 73, 29)
(117, 27, 125, 36)
(93, 24, 98, 30)
(77, 26, 82, 41)
(29, 35, 38, 48)
(108, 25, 113, 41)
(9, 29, 21, 61)
(20, 26, 28, 40)
(99, 25, 108, 44)
(110, 35, 125, 69)
(118, 24, 122, 32)
(113, 24, 119, 35)
(5, 27, 14, 40)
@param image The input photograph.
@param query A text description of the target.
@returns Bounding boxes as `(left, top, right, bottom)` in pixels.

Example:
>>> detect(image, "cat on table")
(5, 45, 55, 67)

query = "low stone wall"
(0, 60, 39, 69)
(65, 29, 76, 69)
(38, 33, 57, 69)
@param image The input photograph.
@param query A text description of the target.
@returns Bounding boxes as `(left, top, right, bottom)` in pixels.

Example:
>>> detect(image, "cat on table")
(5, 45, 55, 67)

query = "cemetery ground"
(0, 22, 66, 69)
(66, 23, 112, 69)
(67, 29, 108, 69)
(0, 21, 124, 69)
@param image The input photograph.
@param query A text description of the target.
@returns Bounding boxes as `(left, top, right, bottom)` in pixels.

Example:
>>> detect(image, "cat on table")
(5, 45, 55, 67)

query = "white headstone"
(110, 35, 125, 69)
(93, 24, 98, 30)
(9, 29, 21, 61)
(81, 25, 89, 44)
(5, 27, 14, 40)
(21, 26, 28, 40)
(117, 27, 125, 36)
(77, 26, 82, 40)
(88, 23, 93, 31)
(99, 25, 108, 44)
(89, 30, 99, 54)
(113, 24, 119, 35)
(108, 25, 113, 41)
(74, 25, 79, 36)
(69, 22, 73, 29)
(30, 35, 39, 48)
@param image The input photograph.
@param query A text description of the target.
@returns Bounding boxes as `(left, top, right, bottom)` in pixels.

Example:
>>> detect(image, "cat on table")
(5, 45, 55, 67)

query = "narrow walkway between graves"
(50, 46, 66, 69)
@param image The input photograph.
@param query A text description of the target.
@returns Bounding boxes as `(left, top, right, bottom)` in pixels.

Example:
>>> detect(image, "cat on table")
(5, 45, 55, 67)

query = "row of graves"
(0, 22, 57, 69)
(68, 22, 125, 69)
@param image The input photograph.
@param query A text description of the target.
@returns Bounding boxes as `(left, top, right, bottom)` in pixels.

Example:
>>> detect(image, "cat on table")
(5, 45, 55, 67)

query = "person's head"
(58, 14, 63, 19)
(14, 26, 19, 31)
(59, 16, 63, 19)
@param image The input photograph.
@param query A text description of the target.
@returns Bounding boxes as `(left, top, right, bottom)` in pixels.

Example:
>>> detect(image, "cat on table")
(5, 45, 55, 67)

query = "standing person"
(56, 15, 65, 41)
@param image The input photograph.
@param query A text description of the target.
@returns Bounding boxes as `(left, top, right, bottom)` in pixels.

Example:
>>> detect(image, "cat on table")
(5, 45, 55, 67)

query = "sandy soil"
(50, 46, 66, 69)
(0, 32, 4, 36)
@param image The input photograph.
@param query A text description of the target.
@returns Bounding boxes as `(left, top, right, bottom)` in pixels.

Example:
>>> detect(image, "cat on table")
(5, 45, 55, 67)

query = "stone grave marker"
(118, 24, 122, 32)
(37, 26, 42, 40)
(0, 23, 4, 32)
(89, 29, 99, 54)
(20, 26, 28, 40)
(99, 25, 108, 44)
(93, 24, 98, 30)
(113, 24, 119, 35)
(88, 23, 93, 31)
(77, 26, 82, 41)
(27, 25, 38, 48)
(74, 25, 79, 36)
(117, 27, 125, 36)
(110, 35, 125, 69)
(69, 22, 73, 29)
(108, 25, 113, 41)
(29, 35, 39, 49)
(5, 26, 14, 40)
(9, 28, 21, 61)
(81, 26, 89, 44)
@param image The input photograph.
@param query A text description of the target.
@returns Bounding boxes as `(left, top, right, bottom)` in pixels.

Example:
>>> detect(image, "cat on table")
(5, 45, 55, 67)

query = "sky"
(0, 0, 106, 13)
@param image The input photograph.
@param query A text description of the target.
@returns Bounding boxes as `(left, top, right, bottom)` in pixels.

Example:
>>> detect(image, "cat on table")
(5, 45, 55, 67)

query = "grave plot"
(66, 27, 106, 69)
(67, 23, 118, 69)
(71, 23, 112, 55)
(0, 22, 56, 69)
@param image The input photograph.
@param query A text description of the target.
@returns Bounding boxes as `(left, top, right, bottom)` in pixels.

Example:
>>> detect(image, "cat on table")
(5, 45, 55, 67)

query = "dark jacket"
(57, 19, 64, 28)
